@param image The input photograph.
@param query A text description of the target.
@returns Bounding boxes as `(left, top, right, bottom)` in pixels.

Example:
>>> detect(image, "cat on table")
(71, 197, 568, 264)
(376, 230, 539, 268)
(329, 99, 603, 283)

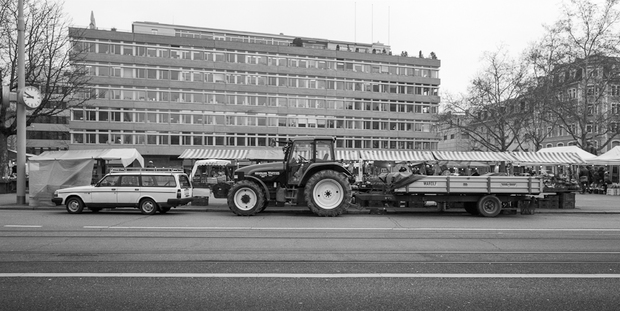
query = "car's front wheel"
(139, 198, 158, 215)
(66, 197, 84, 214)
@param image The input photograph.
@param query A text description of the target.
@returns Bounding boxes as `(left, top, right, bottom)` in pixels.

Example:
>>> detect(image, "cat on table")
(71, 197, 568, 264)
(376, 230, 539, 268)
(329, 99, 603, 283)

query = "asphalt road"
(1, 209, 620, 310)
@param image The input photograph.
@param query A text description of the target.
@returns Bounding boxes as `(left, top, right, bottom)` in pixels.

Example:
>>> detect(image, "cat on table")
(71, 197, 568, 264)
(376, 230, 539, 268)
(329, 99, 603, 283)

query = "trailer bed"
(392, 175, 543, 195)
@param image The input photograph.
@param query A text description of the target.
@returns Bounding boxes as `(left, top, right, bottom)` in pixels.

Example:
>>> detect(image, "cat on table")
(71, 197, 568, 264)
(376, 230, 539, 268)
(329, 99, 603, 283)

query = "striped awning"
(511, 152, 585, 165)
(432, 151, 515, 163)
(179, 148, 249, 159)
(246, 149, 284, 160)
(337, 150, 361, 161)
(359, 150, 435, 162)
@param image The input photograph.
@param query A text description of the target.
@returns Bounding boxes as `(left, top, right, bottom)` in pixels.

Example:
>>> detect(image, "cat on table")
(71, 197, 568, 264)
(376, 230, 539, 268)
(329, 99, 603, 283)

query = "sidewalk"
(0, 192, 618, 214)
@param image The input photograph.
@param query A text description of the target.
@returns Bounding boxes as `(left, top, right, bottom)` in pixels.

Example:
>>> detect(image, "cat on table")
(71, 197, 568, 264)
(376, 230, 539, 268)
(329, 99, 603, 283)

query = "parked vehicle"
(52, 168, 193, 214)
(227, 136, 354, 217)
(355, 173, 542, 217)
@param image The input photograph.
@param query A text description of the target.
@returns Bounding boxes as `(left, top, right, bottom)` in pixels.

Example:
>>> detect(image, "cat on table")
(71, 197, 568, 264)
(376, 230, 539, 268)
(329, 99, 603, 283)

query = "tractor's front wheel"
(228, 180, 265, 216)
(304, 170, 351, 217)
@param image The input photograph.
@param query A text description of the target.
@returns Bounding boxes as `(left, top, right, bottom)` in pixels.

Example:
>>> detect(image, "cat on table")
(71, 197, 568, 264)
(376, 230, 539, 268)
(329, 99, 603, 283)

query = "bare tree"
(440, 47, 531, 152)
(540, 0, 620, 152)
(0, 0, 90, 178)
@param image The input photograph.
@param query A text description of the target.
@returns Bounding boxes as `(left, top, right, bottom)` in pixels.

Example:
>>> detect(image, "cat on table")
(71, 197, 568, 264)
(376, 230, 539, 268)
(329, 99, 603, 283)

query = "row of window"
(76, 41, 438, 78)
(84, 64, 439, 97)
(80, 87, 438, 113)
(543, 121, 620, 138)
(27, 131, 70, 140)
(72, 108, 435, 132)
(70, 131, 439, 150)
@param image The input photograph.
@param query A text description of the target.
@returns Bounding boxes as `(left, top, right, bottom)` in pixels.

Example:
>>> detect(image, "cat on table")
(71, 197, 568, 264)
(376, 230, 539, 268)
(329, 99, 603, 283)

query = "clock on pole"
(18, 85, 42, 109)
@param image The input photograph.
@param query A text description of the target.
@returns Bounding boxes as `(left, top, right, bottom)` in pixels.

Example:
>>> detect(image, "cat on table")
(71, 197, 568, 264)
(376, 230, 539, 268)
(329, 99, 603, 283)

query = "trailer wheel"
(463, 202, 479, 215)
(477, 195, 502, 217)
(305, 170, 351, 217)
(228, 180, 265, 216)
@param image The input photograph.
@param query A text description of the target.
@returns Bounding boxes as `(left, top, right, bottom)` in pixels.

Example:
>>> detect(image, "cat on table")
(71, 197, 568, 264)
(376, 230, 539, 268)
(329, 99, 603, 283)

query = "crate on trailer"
(558, 192, 575, 209)
(544, 194, 560, 209)
(537, 198, 548, 209)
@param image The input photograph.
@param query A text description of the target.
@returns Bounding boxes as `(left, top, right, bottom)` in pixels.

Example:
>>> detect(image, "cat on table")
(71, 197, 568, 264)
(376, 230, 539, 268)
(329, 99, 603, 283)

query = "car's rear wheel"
(139, 198, 158, 215)
(159, 206, 171, 214)
(66, 197, 84, 214)
(89, 207, 101, 213)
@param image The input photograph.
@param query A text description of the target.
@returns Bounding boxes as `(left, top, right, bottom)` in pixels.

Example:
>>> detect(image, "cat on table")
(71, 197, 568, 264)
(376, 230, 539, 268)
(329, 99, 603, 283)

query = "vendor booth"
(28, 148, 144, 207)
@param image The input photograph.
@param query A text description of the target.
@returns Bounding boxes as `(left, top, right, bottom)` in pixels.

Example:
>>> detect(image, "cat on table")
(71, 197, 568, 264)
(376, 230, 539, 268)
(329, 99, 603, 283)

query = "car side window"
(153, 175, 176, 187)
(99, 175, 120, 187)
(141, 176, 157, 187)
(119, 175, 139, 187)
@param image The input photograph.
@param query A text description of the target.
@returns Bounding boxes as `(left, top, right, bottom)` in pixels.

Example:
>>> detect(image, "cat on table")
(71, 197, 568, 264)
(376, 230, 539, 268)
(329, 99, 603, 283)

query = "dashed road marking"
(4, 225, 42, 228)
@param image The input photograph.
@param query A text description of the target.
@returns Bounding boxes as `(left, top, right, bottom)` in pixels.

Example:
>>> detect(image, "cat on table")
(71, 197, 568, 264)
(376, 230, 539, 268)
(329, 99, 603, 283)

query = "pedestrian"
(579, 166, 589, 194)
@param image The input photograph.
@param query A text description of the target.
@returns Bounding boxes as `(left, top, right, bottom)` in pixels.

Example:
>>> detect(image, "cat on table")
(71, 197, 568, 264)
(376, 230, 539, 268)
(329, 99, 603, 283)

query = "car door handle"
(111, 188, 116, 191)
(135, 189, 139, 191)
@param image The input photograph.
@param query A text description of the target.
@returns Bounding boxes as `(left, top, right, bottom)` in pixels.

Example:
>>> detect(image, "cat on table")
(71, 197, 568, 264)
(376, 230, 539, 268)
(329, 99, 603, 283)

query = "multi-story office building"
(63, 21, 440, 166)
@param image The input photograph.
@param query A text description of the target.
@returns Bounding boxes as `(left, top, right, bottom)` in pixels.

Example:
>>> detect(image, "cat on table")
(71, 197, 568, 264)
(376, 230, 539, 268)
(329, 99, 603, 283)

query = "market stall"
(28, 148, 144, 207)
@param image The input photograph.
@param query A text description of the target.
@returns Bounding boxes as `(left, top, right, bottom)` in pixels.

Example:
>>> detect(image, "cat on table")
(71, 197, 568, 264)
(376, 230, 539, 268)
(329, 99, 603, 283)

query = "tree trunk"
(0, 132, 9, 178)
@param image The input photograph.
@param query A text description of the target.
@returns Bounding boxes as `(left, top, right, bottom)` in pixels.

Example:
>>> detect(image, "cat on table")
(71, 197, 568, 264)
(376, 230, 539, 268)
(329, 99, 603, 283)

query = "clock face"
(19, 86, 42, 109)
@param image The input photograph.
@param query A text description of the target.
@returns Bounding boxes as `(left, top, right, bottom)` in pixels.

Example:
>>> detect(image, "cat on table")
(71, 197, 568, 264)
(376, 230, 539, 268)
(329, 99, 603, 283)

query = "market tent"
(511, 151, 585, 165)
(179, 148, 249, 159)
(589, 146, 620, 165)
(538, 146, 596, 162)
(431, 151, 515, 166)
(190, 159, 232, 180)
(246, 148, 284, 161)
(28, 148, 144, 207)
(337, 150, 361, 161)
(359, 150, 435, 162)
(33, 148, 145, 167)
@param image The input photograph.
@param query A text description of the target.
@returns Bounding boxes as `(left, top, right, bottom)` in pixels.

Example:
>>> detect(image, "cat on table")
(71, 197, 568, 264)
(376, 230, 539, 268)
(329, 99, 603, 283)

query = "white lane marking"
(83, 226, 620, 232)
(4, 225, 42, 228)
(1, 273, 620, 279)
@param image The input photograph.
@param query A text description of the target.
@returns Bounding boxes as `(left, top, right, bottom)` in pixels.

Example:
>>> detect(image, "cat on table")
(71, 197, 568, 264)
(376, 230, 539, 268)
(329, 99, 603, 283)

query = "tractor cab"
(284, 137, 336, 185)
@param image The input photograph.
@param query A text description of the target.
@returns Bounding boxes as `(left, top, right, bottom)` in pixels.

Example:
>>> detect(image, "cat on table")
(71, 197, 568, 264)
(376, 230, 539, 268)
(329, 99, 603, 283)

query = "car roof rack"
(110, 168, 184, 172)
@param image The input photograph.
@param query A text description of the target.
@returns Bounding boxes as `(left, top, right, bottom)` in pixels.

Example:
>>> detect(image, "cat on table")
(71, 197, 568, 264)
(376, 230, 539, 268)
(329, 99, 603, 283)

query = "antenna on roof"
(354, 2, 357, 43)
(89, 11, 96, 29)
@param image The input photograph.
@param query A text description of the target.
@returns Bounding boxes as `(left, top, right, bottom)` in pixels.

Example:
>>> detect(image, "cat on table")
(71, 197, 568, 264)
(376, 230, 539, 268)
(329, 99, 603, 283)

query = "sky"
(61, 0, 564, 96)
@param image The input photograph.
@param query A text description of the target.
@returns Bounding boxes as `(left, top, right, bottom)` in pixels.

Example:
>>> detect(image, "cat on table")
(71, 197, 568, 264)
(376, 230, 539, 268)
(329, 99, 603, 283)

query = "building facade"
(540, 57, 620, 154)
(59, 22, 440, 165)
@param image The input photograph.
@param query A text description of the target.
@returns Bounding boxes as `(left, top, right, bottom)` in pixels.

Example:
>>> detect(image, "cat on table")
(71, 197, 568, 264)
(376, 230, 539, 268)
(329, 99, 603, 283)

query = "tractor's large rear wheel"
(304, 170, 351, 217)
(228, 180, 265, 216)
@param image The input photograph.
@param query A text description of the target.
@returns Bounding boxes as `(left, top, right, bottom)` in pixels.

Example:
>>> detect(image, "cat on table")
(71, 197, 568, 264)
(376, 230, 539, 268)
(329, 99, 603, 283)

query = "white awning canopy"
(360, 150, 435, 162)
(511, 151, 585, 165)
(179, 148, 249, 160)
(432, 151, 514, 163)
(589, 146, 620, 165)
(30, 148, 144, 168)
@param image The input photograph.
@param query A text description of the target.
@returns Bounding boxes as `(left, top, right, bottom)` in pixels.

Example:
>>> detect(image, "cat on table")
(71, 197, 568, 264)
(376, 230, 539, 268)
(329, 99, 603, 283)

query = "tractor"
(227, 136, 353, 217)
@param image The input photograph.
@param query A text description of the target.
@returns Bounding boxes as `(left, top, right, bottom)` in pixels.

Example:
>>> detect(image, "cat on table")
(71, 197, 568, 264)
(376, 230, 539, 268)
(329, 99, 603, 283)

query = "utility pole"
(16, 0, 27, 204)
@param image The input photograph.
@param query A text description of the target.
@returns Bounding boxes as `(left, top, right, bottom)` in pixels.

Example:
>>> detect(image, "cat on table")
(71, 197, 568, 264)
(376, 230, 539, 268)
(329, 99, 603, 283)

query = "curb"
(1, 204, 618, 214)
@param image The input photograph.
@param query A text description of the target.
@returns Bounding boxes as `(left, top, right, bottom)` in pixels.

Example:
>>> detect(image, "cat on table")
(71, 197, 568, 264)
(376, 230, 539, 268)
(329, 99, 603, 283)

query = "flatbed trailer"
(353, 175, 543, 217)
